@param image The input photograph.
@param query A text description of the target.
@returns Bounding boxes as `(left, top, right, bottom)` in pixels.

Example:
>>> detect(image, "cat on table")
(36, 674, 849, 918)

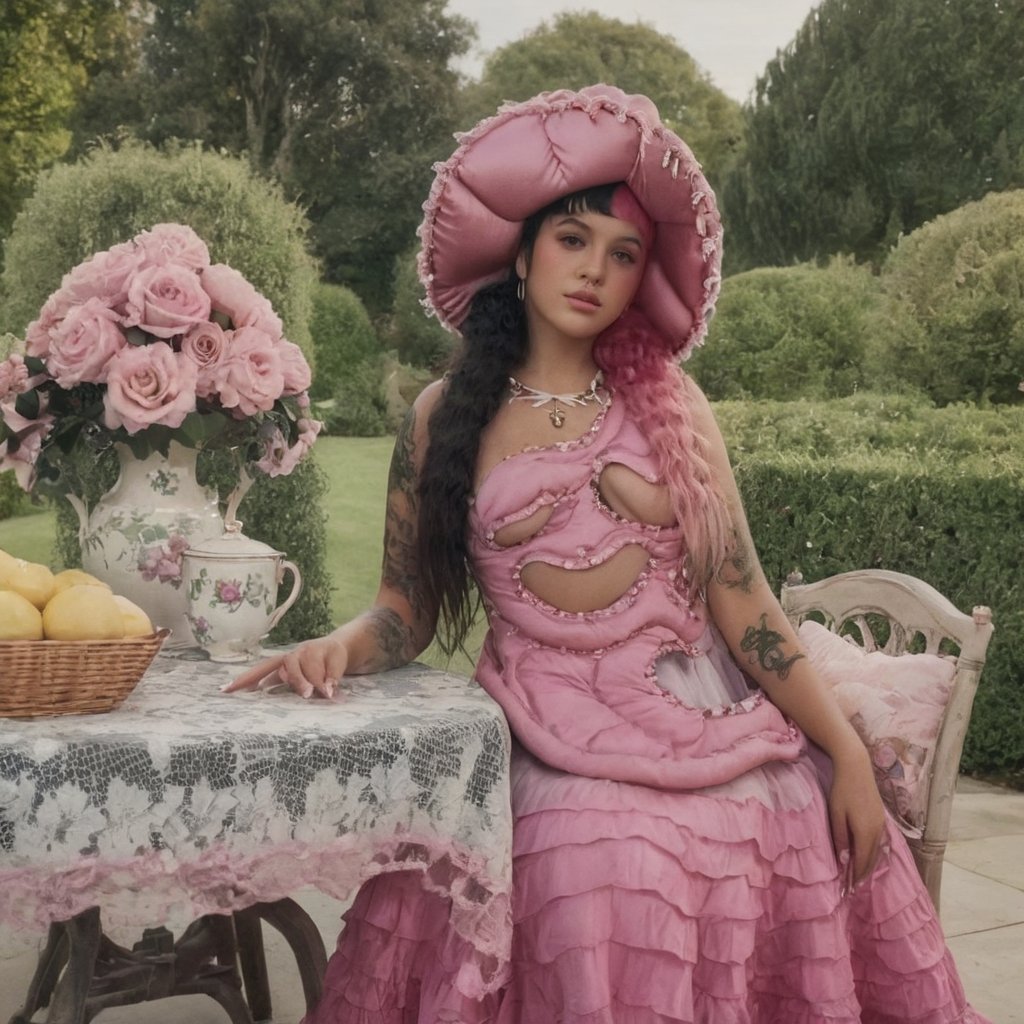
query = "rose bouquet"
(0, 223, 321, 493)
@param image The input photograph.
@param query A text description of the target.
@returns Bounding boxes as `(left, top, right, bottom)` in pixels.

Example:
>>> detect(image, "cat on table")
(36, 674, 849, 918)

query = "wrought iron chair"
(780, 568, 994, 912)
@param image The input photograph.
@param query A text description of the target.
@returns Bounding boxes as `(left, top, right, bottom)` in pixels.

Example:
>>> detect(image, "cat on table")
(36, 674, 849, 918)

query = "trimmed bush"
(316, 359, 390, 438)
(387, 245, 457, 371)
(871, 190, 1024, 406)
(714, 392, 1024, 463)
(688, 256, 881, 400)
(309, 282, 380, 402)
(0, 471, 29, 520)
(1, 140, 332, 641)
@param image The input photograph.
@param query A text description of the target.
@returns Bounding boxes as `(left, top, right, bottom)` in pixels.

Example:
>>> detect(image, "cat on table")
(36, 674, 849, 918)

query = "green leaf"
(14, 389, 41, 419)
(211, 310, 232, 330)
(124, 326, 150, 346)
(23, 356, 46, 375)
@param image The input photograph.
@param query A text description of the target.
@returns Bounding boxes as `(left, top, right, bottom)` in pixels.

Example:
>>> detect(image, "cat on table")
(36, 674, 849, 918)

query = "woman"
(228, 86, 988, 1023)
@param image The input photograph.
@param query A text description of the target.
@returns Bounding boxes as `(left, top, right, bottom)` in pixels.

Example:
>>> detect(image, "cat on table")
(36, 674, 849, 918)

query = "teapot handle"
(267, 560, 303, 630)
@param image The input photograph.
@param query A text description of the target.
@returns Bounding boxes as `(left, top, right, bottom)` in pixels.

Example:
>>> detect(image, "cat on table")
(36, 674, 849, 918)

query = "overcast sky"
(447, 0, 822, 104)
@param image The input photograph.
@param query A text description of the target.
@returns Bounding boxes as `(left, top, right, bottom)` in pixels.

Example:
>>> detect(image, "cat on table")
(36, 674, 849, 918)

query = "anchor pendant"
(549, 404, 566, 428)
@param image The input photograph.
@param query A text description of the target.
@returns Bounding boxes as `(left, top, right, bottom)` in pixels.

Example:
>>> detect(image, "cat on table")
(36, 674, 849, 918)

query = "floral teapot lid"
(185, 520, 284, 560)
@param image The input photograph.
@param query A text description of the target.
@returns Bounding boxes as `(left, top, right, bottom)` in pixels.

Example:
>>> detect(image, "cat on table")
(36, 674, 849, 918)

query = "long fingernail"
(300, 683, 314, 698)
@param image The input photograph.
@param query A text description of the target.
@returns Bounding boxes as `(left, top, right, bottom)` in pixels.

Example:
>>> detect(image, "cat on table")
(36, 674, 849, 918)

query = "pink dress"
(307, 399, 991, 1023)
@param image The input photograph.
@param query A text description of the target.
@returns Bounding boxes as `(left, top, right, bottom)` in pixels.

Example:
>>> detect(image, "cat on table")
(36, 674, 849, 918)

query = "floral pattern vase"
(67, 441, 223, 648)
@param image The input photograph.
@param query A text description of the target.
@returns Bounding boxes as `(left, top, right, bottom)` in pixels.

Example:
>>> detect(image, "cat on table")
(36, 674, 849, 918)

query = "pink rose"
(25, 293, 71, 358)
(124, 263, 212, 339)
(180, 320, 228, 398)
(201, 264, 283, 338)
(61, 242, 143, 312)
(277, 340, 312, 395)
(0, 401, 54, 490)
(103, 343, 198, 434)
(216, 579, 243, 604)
(0, 354, 29, 402)
(47, 298, 126, 386)
(135, 224, 211, 272)
(214, 326, 284, 416)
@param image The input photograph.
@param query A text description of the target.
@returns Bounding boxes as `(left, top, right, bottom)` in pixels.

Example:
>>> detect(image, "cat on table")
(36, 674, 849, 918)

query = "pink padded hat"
(417, 84, 724, 359)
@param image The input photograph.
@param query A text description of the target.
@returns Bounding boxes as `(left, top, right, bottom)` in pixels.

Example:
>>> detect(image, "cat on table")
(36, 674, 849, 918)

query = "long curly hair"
(417, 185, 730, 655)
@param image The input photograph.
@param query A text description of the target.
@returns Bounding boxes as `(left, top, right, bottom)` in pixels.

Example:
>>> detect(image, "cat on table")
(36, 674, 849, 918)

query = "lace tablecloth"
(0, 656, 512, 988)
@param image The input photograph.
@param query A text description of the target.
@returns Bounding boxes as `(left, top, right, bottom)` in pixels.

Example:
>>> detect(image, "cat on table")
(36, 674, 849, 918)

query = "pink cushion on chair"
(798, 619, 957, 836)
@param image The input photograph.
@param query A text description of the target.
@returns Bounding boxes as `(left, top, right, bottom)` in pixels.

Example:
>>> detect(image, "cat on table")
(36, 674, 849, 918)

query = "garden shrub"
(713, 391, 1024, 463)
(317, 359, 390, 437)
(1, 140, 332, 641)
(386, 245, 456, 371)
(723, 430, 1024, 779)
(0, 470, 28, 520)
(688, 256, 881, 400)
(870, 189, 1024, 405)
(309, 281, 380, 402)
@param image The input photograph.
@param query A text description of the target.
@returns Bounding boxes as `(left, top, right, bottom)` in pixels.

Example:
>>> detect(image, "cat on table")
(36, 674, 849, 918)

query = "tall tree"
(90, 0, 474, 312)
(723, 0, 1024, 270)
(0, 0, 138, 240)
(461, 12, 744, 189)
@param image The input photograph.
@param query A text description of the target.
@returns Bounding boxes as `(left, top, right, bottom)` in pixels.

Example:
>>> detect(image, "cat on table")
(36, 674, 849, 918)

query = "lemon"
(112, 594, 154, 637)
(0, 590, 44, 640)
(43, 585, 126, 641)
(0, 558, 55, 610)
(52, 568, 112, 594)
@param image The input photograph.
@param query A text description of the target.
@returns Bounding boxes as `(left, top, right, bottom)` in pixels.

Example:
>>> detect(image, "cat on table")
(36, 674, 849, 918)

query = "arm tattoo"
(365, 607, 416, 671)
(716, 530, 756, 593)
(739, 613, 804, 681)
(381, 408, 421, 603)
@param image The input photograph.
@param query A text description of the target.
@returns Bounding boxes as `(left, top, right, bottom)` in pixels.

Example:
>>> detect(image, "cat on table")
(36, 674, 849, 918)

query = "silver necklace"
(507, 372, 606, 428)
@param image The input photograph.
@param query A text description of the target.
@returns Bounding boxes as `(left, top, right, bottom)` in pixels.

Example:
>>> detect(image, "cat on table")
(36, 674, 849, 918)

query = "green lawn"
(0, 437, 482, 676)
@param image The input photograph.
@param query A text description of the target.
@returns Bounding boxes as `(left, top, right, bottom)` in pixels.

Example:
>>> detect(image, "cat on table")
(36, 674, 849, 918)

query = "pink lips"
(566, 289, 601, 311)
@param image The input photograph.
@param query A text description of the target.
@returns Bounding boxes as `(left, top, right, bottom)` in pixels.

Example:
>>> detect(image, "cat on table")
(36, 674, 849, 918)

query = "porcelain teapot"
(183, 520, 302, 662)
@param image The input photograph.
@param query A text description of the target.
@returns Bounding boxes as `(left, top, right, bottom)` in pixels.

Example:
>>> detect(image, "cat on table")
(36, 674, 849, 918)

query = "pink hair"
(593, 310, 731, 596)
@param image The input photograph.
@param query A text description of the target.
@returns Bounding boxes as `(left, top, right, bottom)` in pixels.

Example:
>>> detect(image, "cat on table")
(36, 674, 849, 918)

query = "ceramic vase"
(65, 441, 223, 648)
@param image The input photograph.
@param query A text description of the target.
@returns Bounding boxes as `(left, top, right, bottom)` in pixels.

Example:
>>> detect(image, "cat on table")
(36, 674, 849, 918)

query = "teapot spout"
(64, 493, 89, 546)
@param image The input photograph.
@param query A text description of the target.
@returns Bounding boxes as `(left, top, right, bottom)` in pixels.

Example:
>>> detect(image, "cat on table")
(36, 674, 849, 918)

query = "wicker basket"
(0, 629, 170, 719)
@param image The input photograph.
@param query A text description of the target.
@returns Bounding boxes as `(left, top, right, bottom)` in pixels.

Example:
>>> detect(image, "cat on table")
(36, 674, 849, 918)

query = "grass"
(0, 436, 482, 677)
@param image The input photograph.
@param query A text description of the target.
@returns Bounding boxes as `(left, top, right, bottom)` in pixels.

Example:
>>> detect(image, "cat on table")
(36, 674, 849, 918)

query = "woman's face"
(516, 207, 647, 346)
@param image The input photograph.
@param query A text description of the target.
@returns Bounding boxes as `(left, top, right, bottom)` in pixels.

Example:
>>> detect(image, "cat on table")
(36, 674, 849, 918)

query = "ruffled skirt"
(304, 636, 990, 1023)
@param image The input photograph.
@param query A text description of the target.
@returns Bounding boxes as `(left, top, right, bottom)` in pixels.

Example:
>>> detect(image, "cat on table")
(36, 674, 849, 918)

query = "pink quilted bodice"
(469, 397, 803, 789)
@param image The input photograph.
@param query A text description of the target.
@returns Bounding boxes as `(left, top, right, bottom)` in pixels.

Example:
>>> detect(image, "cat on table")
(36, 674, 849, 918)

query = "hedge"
(727, 443, 1023, 778)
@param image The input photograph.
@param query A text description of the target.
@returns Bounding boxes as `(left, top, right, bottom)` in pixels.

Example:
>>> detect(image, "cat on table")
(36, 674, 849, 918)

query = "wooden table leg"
(44, 907, 102, 1024)
(237, 898, 327, 1014)
(234, 909, 273, 1022)
(8, 923, 68, 1024)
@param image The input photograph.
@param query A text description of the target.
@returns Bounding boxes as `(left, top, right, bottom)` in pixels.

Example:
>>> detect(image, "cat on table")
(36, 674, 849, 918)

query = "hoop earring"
(516, 277, 525, 302)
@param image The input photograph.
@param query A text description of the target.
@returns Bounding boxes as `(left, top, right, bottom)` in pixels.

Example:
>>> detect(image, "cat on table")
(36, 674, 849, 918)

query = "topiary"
(308, 281, 380, 401)
(871, 189, 1024, 406)
(0, 140, 332, 641)
(687, 256, 880, 400)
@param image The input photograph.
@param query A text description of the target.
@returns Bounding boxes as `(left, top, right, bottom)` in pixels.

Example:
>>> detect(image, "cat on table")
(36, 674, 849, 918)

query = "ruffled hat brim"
(417, 84, 723, 359)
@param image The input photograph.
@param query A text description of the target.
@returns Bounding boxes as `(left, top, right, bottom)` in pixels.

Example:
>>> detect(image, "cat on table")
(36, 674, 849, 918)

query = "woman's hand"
(221, 634, 350, 699)
(828, 743, 887, 892)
